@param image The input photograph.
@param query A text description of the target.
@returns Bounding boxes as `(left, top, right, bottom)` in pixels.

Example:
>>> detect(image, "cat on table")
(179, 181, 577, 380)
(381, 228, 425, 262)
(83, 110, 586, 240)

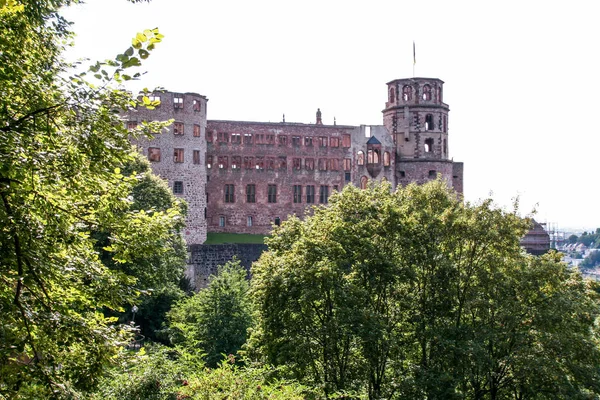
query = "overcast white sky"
(62, 0, 600, 231)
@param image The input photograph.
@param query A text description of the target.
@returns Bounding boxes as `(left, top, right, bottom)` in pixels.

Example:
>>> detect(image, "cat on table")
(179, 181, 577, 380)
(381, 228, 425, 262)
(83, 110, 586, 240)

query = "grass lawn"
(204, 232, 268, 244)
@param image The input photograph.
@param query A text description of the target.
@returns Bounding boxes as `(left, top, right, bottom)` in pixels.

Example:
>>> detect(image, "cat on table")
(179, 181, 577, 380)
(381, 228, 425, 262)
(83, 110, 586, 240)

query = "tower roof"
(366, 136, 381, 145)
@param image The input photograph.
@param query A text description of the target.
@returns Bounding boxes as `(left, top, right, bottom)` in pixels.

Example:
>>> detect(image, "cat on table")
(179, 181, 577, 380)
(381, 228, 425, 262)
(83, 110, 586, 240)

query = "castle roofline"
(386, 77, 445, 85)
(207, 119, 357, 129)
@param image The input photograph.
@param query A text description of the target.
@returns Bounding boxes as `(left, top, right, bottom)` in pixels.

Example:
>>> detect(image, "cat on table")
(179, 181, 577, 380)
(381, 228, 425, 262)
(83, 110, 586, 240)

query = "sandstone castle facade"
(126, 77, 463, 244)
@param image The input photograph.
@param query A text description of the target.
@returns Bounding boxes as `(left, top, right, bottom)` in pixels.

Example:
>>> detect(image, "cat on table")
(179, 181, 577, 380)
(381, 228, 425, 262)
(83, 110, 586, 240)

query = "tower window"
(422, 84, 432, 101)
(193, 150, 200, 165)
(402, 85, 413, 101)
(193, 99, 201, 112)
(424, 138, 434, 153)
(193, 124, 201, 137)
(173, 148, 184, 163)
(389, 87, 395, 103)
(425, 114, 434, 131)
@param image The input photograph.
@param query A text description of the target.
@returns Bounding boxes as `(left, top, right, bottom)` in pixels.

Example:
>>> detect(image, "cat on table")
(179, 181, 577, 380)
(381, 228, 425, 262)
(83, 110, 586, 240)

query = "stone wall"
(187, 243, 268, 288)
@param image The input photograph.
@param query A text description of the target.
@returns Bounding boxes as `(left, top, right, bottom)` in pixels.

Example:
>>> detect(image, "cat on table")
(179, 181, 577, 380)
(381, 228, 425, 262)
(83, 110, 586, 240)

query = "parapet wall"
(187, 243, 268, 289)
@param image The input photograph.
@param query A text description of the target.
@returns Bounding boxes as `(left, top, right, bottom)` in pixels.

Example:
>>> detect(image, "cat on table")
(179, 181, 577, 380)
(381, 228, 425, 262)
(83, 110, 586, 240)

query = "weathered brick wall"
(127, 92, 208, 245)
(187, 243, 268, 288)
(205, 120, 357, 234)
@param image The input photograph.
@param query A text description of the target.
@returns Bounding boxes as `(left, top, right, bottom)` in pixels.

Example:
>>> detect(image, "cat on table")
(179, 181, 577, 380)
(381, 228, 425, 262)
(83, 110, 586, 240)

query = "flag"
(413, 41, 416, 65)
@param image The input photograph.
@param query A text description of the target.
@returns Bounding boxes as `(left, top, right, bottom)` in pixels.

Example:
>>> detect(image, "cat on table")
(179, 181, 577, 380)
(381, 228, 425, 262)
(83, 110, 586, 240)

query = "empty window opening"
(360, 176, 368, 189)
(357, 151, 365, 166)
(330, 137, 339, 147)
(344, 158, 352, 171)
(319, 185, 329, 204)
(173, 148, 184, 163)
(424, 138, 434, 153)
(383, 151, 391, 166)
(367, 149, 380, 164)
(293, 158, 301, 170)
(218, 132, 229, 143)
(193, 124, 201, 137)
(364, 126, 371, 138)
(268, 184, 277, 203)
(422, 84, 432, 101)
(305, 158, 315, 171)
(279, 135, 288, 146)
(266, 157, 275, 170)
(292, 136, 301, 146)
(246, 184, 256, 203)
(206, 130, 213, 143)
(306, 185, 315, 203)
(244, 156, 254, 170)
(127, 121, 137, 130)
(305, 136, 313, 147)
(428, 170, 436, 178)
(402, 85, 413, 101)
(243, 133, 253, 144)
(329, 158, 339, 171)
(219, 216, 225, 227)
(425, 114, 434, 131)
(319, 136, 328, 147)
(255, 157, 264, 170)
(230, 133, 241, 144)
(224, 184, 235, 203)
(218, 156, 228, 169)
(193, 150, 200, 165)
(148, 147, 161, 162)
(318, 158, 327, 171)
(173, 181, 183, 194)
(174, 95, 184, 109)
(193, 99, 201, 112)
(443, 139, 447, 156)
(345, 172, 351, 182)
(443, 115, 447, 133)
(232, 156, 241, 169)
(247, 216, 253, 227)
(293, 185, 302, 203)
(389, 87, 395, 103)
(342, 134, 351, 147)
(399, 171, 406, 178)
(279, 156, 287, 170)
(173, 122, 184, 135)
(274, 217, 281, 226)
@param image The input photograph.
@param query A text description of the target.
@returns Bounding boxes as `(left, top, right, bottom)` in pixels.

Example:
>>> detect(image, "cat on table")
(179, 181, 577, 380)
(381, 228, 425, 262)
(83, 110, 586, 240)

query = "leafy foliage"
(249, 180, 600, 399)
(167, 260, 252, 367)
(0, 0, 181, 397)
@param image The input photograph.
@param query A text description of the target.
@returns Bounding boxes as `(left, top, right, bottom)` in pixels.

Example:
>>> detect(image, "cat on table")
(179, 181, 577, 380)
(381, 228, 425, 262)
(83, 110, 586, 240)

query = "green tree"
(580, 250, 600, 269)
(0, 1, 177, 397)
(568, 234, 578, 244)
(249, 180, 600, 399)
(167, 260, 252, 367)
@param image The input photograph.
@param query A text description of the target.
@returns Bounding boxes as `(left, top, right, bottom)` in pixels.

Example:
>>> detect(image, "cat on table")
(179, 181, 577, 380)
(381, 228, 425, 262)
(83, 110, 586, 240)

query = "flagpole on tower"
(413, 40, 416, 77)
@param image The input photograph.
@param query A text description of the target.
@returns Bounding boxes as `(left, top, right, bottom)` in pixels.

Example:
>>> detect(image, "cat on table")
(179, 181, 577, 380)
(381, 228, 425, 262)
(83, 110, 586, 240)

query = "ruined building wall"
(127, 92, 208, 244)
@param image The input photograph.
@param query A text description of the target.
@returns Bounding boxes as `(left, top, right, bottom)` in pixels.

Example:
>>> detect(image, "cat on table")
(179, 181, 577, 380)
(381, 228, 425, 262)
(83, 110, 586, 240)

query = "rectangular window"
(319, 185, 329, 204)
(218, 132, 229, 143)
(305, 136, 313, 147)
(193, 99, 201, 112)
(266, 134, 275, 145)
(293, 185, 302, 203)
(206, 155, 213, 169)
(231, 133, 241, 144)
(148, 94, 160, 104)
(193, 124, 201, 137)
(247, 216, 253, 227)
(193, 150, 200, 165)
(342, 134, 351, 148)
(345, 172, 351, 182)
(306, 185, 315, 204)
(278, 156, 287, 170)
(174, 94, 184, 109)
(219, 215, 225, 227)
(333, 185, 339, 192)
(206, 130, 213, 143)
(318, 158, 327, 171)
(246, 184, 256, 203)
(278, 135, 288, 146)
(173, 181, 183, 194)
(329, 158, 339, 171)
(173, 148, 184, 163)
(243, 133, 253, 144)
(256, 156, 264, 170)
(148, 147, 161, 162)
(218, 156, 228, 169)
(344, 158, 352, 171)
(293, 158, 301, 171)
(224, 184, 235, 203)
(244, 156, 254, 170)
(127, 121, 137, 130)
(305, 158, 315, 171)
(292, 136, 301, 147)
(266, 157, 275, 170)
(318, 136, 328, 147)
(330, 137, 340, 147)
(232, 156, 241, 170)
(267, 184, 277, 203)
(173, 122, 184, 135)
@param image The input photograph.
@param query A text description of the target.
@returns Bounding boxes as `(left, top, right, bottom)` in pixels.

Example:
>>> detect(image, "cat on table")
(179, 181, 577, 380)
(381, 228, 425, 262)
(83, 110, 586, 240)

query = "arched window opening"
(389, 87, 395, 103)
(402, 85, 413, 101)
(424, 138, 434, 153)
(383, 151, 391, 166)
(425, 114, 434, 131)
(422, 84, 432, 101)
(357, 151, 365, 166)
(367, 149, 380, 164)
(373, 149, 380, 164)
(360, 176, 368, 189)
